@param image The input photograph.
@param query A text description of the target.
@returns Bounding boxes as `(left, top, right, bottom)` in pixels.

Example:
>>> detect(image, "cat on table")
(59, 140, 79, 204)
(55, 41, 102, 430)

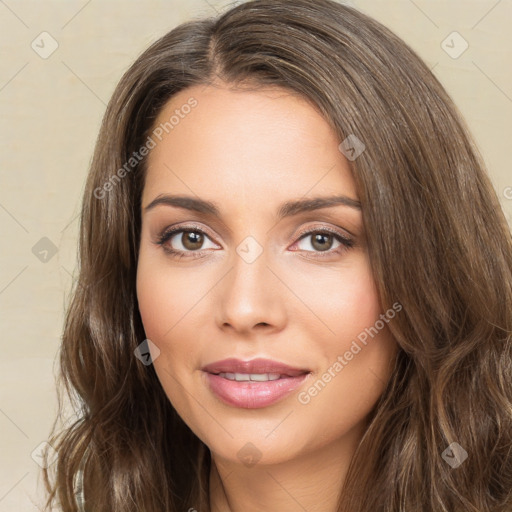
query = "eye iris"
(182, 231, 203, 250)
(311, 233, 332, 252)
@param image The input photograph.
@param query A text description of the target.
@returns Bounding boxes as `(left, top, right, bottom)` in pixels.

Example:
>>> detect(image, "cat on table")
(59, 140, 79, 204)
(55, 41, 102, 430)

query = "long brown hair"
(42, 0, 512, 510)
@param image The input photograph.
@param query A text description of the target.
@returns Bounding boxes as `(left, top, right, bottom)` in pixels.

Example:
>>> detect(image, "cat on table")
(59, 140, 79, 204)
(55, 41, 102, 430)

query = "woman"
(42, 0, 512, 510)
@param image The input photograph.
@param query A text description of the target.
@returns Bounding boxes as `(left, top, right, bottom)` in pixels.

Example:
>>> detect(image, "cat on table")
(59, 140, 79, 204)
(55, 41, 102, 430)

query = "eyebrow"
(143, 194, 361, 219)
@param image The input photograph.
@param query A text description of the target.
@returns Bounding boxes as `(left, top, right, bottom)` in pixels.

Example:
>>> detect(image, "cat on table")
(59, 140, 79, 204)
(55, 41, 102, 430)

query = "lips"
(201, 358, 311, 408)
(201, 358, 310, 378)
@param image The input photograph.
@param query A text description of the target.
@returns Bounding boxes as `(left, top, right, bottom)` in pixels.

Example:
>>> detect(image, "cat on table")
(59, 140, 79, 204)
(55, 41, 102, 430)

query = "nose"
(215, 243, 287, 336)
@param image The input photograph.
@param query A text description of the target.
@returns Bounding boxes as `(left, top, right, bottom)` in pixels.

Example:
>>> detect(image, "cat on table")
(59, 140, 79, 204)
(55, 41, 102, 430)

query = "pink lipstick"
(201, 358, 311, 408)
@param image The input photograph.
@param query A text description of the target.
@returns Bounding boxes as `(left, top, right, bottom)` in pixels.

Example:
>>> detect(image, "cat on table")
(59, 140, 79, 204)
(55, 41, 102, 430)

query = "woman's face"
(136, 83, 398, 468)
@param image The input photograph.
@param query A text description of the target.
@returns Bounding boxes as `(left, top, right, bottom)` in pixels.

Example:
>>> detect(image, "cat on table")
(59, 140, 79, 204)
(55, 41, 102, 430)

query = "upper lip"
(201, 358, 310, 377)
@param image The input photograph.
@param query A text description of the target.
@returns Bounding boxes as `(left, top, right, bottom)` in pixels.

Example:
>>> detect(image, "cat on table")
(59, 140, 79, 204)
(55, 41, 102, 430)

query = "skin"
(136, 82, 398, 512)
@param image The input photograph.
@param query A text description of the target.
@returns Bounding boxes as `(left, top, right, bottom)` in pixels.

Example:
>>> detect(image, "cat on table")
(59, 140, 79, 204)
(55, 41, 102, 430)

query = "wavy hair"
(42, 0, 512, 510)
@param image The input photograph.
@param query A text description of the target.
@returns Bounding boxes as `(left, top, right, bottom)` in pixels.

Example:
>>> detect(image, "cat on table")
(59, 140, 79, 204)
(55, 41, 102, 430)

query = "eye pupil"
(312, 233, 332, 252)
(182, 231, 203, 250)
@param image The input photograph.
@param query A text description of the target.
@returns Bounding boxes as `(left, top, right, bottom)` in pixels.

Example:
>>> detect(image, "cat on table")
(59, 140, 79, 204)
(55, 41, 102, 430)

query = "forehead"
(142, 84, 358, 211)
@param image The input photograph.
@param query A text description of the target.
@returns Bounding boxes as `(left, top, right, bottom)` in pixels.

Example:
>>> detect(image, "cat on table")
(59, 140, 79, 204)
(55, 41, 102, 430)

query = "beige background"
(0, 0, 510, 510)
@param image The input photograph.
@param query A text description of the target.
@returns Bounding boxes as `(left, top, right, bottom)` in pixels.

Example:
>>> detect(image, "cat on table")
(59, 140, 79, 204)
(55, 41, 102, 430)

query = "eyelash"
(155, 224, 355, 260)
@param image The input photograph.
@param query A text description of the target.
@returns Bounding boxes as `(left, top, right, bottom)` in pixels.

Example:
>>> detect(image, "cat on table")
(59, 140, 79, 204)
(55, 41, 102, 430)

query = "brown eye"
(181, 231, 204, 250)
(310, 233, 334, 252)
(292, 228, 354, 258)
(156, 225, 218, 258)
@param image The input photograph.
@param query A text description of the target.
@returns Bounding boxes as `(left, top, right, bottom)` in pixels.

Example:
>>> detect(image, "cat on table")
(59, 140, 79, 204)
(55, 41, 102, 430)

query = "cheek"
(136, 254, 205, 341)
(339, 272, 382, 346)
(136, 254, 215, 387)
(136, 258, 201, 422)
(296, 294, 396, 446)
(136, 266, 171, 341)
(290, 255, 396, 405)
(284, 253, 382, 346)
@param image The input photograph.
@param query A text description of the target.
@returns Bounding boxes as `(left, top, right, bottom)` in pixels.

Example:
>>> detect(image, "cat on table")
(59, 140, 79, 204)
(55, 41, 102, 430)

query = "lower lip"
(204, 372, 310, 409)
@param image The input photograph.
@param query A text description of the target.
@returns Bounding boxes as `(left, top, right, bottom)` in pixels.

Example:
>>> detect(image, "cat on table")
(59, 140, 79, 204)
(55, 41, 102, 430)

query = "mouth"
(214, 372, 289, 381)
(201, 358, 311, 408)
(201, 357, 310, 377)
